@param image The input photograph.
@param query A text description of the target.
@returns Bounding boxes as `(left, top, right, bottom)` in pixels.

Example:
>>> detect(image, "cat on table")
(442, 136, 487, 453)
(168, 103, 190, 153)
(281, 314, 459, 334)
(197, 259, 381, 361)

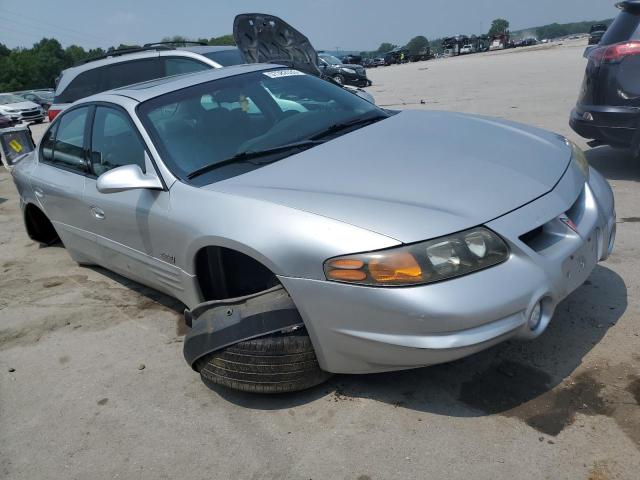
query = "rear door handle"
(91, 206, 105, 220)
(34, 187, 44, 199)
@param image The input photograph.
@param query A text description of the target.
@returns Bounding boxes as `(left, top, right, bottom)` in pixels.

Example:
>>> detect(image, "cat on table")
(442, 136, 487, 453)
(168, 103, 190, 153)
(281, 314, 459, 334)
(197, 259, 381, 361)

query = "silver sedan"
(7, 64, 616, 393)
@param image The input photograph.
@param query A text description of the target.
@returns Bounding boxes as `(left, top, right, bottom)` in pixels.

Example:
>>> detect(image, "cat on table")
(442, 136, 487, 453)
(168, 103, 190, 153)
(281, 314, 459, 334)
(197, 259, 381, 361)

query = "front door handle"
(91, 206, 105, 220)
(34, 187, 44, 199)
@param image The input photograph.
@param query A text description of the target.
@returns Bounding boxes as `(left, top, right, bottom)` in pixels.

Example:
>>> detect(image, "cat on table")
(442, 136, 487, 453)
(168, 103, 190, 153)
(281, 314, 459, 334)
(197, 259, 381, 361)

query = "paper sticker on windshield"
(263, 69, 305, 78)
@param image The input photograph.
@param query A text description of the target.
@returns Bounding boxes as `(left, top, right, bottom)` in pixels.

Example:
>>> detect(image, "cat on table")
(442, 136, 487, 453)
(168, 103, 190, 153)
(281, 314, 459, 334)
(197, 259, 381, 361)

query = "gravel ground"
(1, 39, 639, 480)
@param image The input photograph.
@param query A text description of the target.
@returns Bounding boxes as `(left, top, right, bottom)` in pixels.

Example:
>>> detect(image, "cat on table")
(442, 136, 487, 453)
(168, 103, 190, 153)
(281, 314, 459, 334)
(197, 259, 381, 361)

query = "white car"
(460, 45, 474, 54)
(0, 93, 45, 124)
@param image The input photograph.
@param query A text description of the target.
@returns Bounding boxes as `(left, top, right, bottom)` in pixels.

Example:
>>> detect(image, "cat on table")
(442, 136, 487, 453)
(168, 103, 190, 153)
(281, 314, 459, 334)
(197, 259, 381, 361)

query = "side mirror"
(96, 164, 163, 194)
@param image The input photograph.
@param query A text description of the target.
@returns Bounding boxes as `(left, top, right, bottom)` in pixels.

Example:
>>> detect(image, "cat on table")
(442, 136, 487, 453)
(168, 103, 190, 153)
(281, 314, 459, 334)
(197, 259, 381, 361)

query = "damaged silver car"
(4, 38, 615, 395)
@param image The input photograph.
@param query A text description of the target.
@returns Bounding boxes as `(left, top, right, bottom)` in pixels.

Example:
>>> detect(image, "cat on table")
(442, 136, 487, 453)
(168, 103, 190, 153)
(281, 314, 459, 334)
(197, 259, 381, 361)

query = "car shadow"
(86, 265, 185, 315)
(585, 145, 640, 182)
(212, 265, 627, 421)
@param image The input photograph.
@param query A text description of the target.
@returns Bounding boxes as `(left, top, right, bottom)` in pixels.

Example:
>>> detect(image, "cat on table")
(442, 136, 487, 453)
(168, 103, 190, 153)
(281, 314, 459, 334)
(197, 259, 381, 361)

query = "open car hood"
(233, 13, 321, 77)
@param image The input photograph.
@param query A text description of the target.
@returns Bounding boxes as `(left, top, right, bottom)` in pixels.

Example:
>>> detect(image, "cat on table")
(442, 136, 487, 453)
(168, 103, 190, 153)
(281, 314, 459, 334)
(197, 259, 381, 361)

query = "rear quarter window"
(55, 68, 103, 104)
(600, 11, 640, 45)
(103, 58, 163, 90)
(55, 58, 164, 104)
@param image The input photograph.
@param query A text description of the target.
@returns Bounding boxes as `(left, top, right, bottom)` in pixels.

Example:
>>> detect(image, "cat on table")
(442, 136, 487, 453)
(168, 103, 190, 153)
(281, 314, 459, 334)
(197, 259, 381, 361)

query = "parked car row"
(12, 89, 54, 113)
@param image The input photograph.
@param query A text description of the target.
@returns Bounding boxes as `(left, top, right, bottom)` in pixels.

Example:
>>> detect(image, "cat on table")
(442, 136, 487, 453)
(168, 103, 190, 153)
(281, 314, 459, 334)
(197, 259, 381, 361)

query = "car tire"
(332, 74, 345, 85)
(195, 330, 332, 394)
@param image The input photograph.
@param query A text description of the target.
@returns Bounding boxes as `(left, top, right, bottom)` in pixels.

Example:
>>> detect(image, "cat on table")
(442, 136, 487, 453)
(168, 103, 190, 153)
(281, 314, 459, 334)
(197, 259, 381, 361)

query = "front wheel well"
(24, 203, 60, 245)
(195, 246, 279, 301)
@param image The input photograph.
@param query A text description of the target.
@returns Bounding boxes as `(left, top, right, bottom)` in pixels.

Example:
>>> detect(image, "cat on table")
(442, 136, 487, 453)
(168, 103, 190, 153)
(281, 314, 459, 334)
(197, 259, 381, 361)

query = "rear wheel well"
(24, 204, 60, 245)
(195, 246, 279, 301)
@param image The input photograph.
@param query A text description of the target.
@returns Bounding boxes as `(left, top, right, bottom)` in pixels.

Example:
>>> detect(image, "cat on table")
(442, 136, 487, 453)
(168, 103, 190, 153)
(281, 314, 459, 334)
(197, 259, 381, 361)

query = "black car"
(0, 113, 17, 128)
(589, 23, 609, 45)
(570, 1, 640, 151)
(17, 90, 53, 113)
(318, 54, 371, 87)
(341, 54, 362, 65)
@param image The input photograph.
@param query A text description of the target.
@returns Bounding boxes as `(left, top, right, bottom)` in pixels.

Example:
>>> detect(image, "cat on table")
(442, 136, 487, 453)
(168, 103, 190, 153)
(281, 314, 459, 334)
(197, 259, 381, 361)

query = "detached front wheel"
(195, 330, 332, 394)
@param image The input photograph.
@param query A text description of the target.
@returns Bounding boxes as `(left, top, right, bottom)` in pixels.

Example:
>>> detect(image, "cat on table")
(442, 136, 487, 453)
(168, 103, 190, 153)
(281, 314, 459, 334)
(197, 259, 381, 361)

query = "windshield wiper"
(309, 115, 387, 141)
(187, 140, 325, 180)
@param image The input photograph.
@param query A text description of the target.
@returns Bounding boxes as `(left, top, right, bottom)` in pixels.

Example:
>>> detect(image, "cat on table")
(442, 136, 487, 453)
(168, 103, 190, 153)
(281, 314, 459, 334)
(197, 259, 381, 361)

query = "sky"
(0, 0, 619, 51)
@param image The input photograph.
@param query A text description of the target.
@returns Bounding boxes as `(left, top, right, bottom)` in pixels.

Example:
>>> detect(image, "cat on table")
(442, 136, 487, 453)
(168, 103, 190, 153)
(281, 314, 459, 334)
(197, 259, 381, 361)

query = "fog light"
(528, 302, 542, 331)
(582, 112, 594, 122)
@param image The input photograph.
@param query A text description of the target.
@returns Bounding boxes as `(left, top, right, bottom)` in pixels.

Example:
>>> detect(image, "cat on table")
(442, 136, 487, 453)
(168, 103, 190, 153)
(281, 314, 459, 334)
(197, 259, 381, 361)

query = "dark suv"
(570, 1, 640, 151)
(318, 54, 371, 87)
(589, 24, 609, 45)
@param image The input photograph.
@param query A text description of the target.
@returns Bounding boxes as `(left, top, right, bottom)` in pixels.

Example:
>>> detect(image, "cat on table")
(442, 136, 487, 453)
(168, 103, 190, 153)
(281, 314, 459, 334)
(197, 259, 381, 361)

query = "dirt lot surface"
(1, 39, 639, 479)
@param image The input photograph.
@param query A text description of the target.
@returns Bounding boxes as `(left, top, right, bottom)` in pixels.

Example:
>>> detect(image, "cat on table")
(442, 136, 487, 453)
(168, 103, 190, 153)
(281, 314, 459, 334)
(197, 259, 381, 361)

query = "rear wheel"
(195, 330, 332, 394)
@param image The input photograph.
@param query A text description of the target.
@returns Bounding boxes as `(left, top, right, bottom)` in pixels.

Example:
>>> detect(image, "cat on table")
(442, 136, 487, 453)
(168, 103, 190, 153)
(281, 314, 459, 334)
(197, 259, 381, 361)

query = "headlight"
(341, 67, 356, 74)
(567, 139, 589, 180)
(324, 227, 509, 286)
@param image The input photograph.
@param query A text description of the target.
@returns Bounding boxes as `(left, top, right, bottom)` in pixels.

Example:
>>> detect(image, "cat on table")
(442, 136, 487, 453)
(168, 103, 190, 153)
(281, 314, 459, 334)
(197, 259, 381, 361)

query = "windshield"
(320, 55, 342, 65)
(202, 49, 245, 66)
(138, 68, 384, 184)
(0, 94, 26, 105)
(600, 12, 640, 45)
(34, 91, 54, 100)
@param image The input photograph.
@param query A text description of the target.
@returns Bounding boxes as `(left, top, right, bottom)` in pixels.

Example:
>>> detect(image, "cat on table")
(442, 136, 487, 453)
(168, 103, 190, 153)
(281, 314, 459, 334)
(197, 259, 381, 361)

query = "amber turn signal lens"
(326, 269, 367, 281)
(368, 251, 422, 283)
(328, 259, 365, 270)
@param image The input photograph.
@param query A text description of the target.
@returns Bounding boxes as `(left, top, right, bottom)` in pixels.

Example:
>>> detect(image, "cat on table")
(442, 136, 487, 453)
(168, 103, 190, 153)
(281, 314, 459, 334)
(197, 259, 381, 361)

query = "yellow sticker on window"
(8, 139, 23, 153)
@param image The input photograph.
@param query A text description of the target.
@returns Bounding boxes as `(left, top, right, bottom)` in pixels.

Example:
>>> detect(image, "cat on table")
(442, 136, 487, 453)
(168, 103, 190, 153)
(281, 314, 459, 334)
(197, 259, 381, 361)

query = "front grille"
(519, 186, 586, 253)
(21, 109, 40, 117)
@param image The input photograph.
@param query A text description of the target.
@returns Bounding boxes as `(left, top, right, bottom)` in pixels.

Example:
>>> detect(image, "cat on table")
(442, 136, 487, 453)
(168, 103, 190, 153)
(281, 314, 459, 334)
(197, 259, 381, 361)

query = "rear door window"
(600, 12, 640, 45)
(50, 107, 89, 173)
(164, 57, 210, 76)
(40, 123, 57, 163)
(202, 49, 244, 66)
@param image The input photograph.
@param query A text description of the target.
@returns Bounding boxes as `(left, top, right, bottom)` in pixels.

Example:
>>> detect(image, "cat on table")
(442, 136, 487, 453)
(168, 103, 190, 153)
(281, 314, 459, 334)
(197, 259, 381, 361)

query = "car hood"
(233, 13, 321, 77)
(0, 101, 39, 111)
(207, 110, 572, 243)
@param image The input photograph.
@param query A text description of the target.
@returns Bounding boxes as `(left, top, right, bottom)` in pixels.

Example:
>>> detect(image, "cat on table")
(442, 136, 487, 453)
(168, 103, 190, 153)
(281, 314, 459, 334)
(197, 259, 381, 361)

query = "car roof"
(61, 50, 164, 76)
(82, 63, 276, 104)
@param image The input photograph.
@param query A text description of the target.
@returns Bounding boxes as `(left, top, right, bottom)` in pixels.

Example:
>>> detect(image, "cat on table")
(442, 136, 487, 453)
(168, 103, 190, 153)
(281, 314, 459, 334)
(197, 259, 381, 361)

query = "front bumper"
(5, 111, 44, 123)
(279, 168, 616, 374)
(342, 72, 371, 87)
